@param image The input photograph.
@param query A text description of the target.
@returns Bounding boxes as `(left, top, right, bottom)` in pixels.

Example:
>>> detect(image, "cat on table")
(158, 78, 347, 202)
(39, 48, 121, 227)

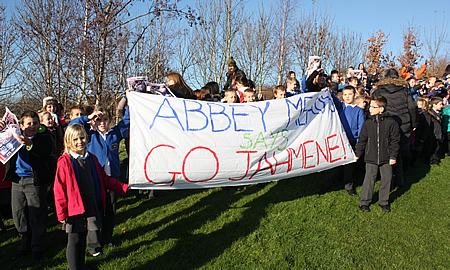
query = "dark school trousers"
(359, 163, 392, 206)
(67, 230, 100, 269)
(101, 190, 116, 245)
(11, 177, 47, 253)
(320, 140, 356, 192)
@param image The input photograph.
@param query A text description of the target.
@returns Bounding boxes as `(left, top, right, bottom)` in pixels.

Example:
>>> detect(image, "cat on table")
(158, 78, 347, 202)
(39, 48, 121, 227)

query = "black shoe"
(379, 204, 391, 212)
(359, 205, 370, 212)
(347, 189, 357, 196)
(12, 249, 28, 261)
(31, 252, 44, 262)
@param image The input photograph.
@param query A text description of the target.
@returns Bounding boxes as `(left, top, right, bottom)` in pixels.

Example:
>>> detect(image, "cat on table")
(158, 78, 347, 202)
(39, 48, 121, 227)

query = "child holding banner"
(320, 86, 364, 196)
(1, 111, 54, 262)
(355, 96, 400, 212)
(54, 124, 128, 269)
(69, 104, 130, 250)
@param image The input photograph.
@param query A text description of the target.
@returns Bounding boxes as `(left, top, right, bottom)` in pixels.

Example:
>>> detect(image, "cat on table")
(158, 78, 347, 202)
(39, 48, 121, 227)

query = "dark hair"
(84, 105, 94, 116)
(234, 73, 249, 87)
(349, 77, 359, 83)
(95, 107, 111, 119)
(429, 96, 443, 108)
(330, 70, 339, 76)
(20, 111, 39, 124)
(287, 71, 295, 77)
(371, 96, 387, 109)
(248, 79, 255, 90)
(205, 81, 219, 95)
(381, 68, 399, 79)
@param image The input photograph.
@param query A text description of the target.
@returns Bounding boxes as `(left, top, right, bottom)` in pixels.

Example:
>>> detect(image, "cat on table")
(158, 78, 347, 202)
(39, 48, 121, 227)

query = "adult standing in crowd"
(372, 68, 418, 188)
(223, 58, 245, 91)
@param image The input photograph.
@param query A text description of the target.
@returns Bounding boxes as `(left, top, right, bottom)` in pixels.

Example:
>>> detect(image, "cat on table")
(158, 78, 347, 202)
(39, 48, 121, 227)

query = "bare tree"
(423, 11, 448, 75)
(191, 0, 244, 88)
(328, 28, 363, 75)
(236, 4, 273, 90)
(272, 0, 295, 85)
(14, 0, 80, 106)
(292, 8, 334, 75)
(0, 5, 23, 103)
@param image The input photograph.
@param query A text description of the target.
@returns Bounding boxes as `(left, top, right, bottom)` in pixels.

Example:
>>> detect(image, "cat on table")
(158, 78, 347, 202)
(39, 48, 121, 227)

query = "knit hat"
(227, 58, 237, 67)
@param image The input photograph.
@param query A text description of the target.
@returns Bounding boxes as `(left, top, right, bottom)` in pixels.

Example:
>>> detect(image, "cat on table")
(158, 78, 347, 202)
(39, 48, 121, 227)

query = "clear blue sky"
(2, 0, 448, 59)
(173, 0, 449, 59)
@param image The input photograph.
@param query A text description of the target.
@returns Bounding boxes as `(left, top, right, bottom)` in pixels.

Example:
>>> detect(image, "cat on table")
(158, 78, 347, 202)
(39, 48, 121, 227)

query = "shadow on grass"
(89, 173, 320, 270)
(388, 162, 430, 202)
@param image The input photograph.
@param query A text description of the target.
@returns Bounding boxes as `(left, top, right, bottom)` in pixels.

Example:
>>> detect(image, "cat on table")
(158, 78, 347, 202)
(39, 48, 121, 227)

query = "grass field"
(1, 145, 449, 269)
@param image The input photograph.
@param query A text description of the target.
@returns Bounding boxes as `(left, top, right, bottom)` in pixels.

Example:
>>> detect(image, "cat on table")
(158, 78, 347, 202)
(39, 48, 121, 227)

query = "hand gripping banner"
(128, 90, 355, 189)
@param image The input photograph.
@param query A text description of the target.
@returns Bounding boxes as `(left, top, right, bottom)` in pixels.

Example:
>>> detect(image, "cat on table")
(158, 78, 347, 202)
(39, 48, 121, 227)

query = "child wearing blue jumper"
(70, 104, 129, 249)
(320, 86, 365, 195)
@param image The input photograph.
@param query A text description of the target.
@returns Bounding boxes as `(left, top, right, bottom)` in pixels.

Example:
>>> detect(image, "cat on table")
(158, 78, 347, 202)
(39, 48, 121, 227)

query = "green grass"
(1, 143, 449, 269)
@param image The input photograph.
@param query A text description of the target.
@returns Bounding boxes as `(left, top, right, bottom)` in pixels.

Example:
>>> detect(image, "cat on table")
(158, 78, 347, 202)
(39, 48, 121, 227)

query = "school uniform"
(70, 108, 129, 245)
(54, 152, 128, 269)
(320, 93, 364, 194)
(355, 113, 400, 207)
(5, 126, 54, 258)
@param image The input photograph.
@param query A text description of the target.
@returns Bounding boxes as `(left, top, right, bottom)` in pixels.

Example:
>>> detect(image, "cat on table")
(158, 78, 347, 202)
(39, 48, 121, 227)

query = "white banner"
(128, 90, 355, 189)
(0, 107, 22, 164)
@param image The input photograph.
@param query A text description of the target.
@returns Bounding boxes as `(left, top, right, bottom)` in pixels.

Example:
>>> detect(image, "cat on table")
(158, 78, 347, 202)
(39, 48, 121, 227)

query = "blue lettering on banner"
(149, 98, 185, 131)
(149, 91, 335, 133)
(250, 102, 270, 132)
(184, 100, 208, 131)
(208, 103, 231, 132)
(231, 105, 253, 132)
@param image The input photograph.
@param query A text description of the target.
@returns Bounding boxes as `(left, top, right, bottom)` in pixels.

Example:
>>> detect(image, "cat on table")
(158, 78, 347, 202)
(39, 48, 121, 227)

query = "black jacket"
(5, 125, 56, 186)
(372, 78, 418, 143)
(424, 109, 443, 142)
(355, 113, 400, 165)
(305, 70, 326, 92)
(223, 68, 245, 90)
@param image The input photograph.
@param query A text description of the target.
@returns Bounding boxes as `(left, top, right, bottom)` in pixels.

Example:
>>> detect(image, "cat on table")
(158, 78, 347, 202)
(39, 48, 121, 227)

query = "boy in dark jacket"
(355, 96, 400, 212)
(0, 111, 55, 261)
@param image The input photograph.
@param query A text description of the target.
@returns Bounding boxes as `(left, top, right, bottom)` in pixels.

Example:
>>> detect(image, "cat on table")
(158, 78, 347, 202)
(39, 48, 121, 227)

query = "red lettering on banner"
(302, 140, 315, 169)
(144, 144, 178, 186)
(326, 134, 341, 163)
(182, 146, 219, 182)
(250, 152, 273, 179)
(316, 141, 329, 165)
(230, 151, 257, 181)
(272, 151, 290, 174)
(339, 133, 347, 160)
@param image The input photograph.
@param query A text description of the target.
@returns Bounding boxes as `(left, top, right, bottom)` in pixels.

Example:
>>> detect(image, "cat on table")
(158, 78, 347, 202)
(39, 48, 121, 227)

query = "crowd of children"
(0, 61, 449, 268)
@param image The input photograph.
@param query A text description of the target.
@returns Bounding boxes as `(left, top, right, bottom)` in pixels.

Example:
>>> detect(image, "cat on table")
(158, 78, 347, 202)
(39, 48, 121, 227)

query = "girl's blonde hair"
(64, 123, 89, 154)
(38, 111, 51, 122)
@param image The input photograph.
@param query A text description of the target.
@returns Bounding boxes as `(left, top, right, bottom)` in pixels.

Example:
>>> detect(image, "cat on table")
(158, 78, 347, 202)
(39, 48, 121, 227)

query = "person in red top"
(53, 123, 128, 269)
(401, 60, 428, 79)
